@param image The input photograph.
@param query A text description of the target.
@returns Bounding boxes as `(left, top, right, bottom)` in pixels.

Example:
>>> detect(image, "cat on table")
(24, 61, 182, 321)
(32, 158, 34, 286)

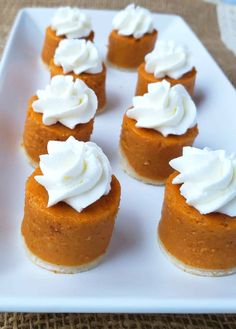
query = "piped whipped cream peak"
(145, 40, 193, 79)
(32, 75, 97, 129)
(35, 136, 112, 212)
(54, 39, 103, 75)
(170, 147, 236, 217)
(126, 80, 197, 137)
(112, 3, 154, 39)
(51, 7, 92, 39)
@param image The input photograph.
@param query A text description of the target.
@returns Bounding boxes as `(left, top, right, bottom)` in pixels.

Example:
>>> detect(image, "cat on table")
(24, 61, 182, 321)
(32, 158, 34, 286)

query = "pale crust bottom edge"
(40, 58, 49, 70)
(119, 146, 165, 186)
(105, 59, 138, 72)
(96, 105, 106, 114)
(21, 143, 38, 168)
(158, 236, 236, 277)
(22, 236, 105, 274)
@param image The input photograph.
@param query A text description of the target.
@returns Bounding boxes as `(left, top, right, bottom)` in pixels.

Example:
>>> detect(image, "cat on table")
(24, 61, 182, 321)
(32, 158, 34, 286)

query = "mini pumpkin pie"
(120, 80, 198, 184)
(135, 40, 197, 96)
(21, 136, 121, 273)
(23, 75, 97, 167)
(49, 39, 106, 112)
(158, 146, 236, 276)
(107, 4, 157, 69)
(41, 7, 94, 66)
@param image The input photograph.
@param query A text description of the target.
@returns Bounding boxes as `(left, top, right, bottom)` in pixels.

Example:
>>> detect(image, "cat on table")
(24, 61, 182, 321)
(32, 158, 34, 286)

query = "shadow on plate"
(104, 208, 144, 264)
(0, 215, 23, 273)
(104, 88, 124, 114)
(194, 88, 206, 108)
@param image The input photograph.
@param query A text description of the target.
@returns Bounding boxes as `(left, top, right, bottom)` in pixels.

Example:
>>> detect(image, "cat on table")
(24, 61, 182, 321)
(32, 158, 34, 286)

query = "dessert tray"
(0, 7, 236, 313)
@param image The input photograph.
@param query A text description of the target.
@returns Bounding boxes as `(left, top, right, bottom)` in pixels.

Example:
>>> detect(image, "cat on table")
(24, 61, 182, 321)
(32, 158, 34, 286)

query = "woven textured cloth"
(0, 0, 236, 328)
(1, 313, 236, 329)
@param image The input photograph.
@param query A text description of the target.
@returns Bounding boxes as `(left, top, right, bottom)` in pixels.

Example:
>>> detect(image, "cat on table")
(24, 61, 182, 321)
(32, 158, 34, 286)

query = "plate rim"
(0, 7, 236, 314)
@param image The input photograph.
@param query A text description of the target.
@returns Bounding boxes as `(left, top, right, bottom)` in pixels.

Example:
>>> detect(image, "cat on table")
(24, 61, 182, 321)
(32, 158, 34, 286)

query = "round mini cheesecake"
(23, 76, 97, 166)
(42, 27, 94, 66)
(23, 97, 94, 166)
(41, 7, 94, 65)
(107, 29, 157, 70)
(119, 81, 198, 184)
(158, 172, 236, 276)
(120, 115, 198, 185)
(50, 61, 106, 113)
(136, 63, 197, 97)
(49, 39, 106, 112)
(158, 147, 236, 276)
(22, 169, 120, 273)
(107, 4, 157, 69)
(135, 40, 197, 97)
(21, 137, 121, 273)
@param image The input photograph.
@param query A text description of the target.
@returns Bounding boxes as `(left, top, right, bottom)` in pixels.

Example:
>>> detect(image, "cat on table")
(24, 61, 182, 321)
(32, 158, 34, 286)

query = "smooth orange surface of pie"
(41, 27, 94, 66)
(49, 60, 106, 112)
(23, 96, 94, 165)
(135, 64, 197, 96)
(107, 29, 157, 69)
(21, 168, 121, 267)
(120, 114, 198, 184)
(158, 172, 236, 271)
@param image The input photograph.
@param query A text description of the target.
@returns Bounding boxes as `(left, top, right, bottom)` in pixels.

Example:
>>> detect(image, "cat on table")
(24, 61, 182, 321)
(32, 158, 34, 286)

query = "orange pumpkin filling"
(21, 168, 121, 267)
(135, 64, 197, 97)
(158, 172, 236, 270)
(107, 29, 157, 69)
(120, 114, 198, 183)
(23, 96, 94, 165)
(41, 27, 94, 66)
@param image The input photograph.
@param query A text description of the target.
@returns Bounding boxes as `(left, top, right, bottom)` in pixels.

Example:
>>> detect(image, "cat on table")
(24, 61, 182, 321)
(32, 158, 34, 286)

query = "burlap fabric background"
(0, 0, 236, 328)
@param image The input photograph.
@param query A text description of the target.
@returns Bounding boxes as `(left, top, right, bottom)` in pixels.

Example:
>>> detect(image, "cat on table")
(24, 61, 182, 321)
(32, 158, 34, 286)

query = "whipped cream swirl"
(170, 147, 236, 217)
(54, 39, 103, 74)
(112, 3, 154, 39)
(126, 80, 197, 137)
(51, 7, 92, 39)
(145, 41, 193, 79)
(35, 136, 112, 212)
(32, 76, 97, 129)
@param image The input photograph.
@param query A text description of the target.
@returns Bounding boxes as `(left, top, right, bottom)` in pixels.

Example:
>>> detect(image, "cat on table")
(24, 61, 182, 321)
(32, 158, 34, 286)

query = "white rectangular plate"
(0, 7, 236, 313)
